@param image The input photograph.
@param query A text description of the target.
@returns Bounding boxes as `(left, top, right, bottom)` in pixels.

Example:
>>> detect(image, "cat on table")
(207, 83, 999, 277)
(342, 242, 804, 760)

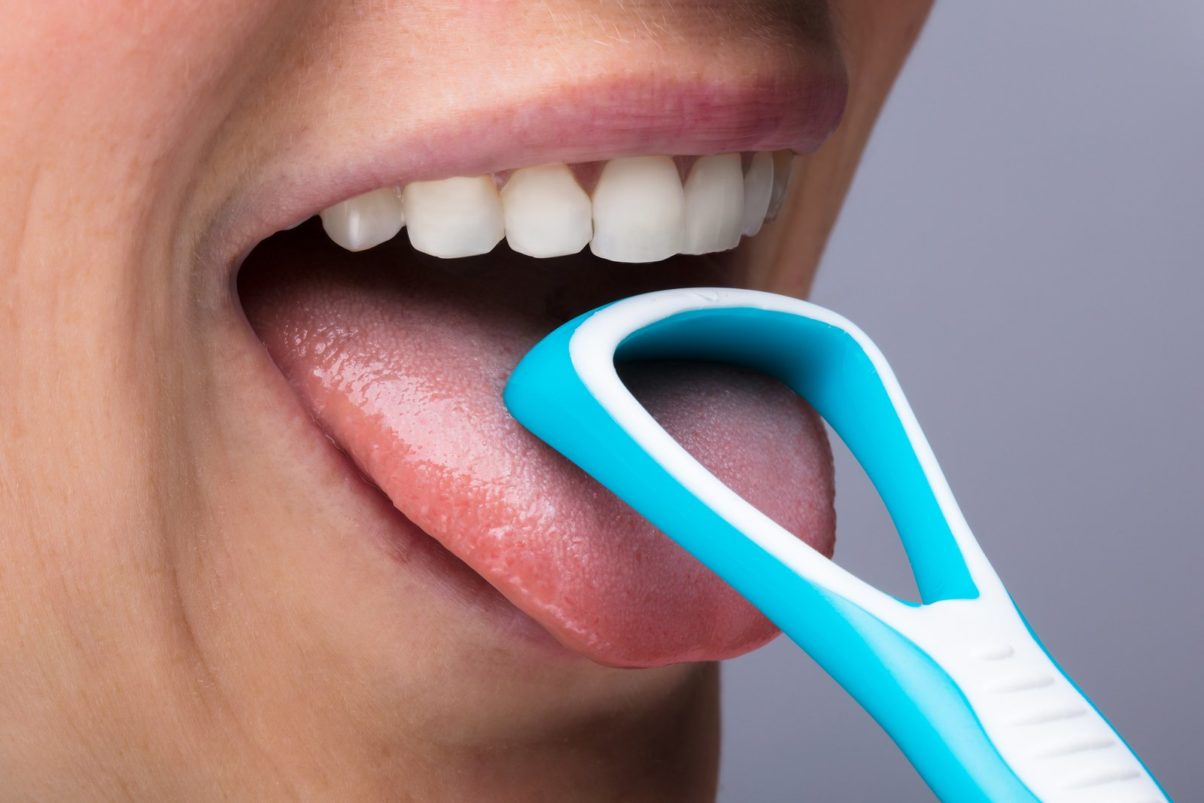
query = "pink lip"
(207, 70, 847, 288)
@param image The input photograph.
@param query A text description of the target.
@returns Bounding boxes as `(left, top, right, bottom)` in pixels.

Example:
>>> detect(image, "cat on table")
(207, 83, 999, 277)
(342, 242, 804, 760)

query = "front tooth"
(403, 176, 504, 258)
(741, 151, 775, 237)
(501, 164, 593, 258)
(682, 153, 745, 255)
(319, 187, 405, 252)
(766, 151, 796, 221)
(590, 156, 685, 263)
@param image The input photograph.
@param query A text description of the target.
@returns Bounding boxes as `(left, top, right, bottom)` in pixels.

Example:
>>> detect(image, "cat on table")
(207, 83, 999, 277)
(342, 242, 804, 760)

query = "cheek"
(4, 0, 302, 158)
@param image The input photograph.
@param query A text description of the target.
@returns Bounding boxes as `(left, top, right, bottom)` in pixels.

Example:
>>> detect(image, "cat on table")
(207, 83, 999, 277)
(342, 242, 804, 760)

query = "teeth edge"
(590, 155, 685, 264)
(501, 164, 593, 259)
(317, 151, 789, 263)
(402, 176, 505, 259)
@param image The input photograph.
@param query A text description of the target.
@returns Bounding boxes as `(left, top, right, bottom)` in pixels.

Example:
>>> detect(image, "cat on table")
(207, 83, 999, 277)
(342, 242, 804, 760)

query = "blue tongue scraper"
(503, 287, 1167, 803)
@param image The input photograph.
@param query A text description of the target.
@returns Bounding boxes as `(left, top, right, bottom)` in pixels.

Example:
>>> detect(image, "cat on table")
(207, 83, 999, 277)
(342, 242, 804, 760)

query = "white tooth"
(501, 164, 593, 258)
(766, 151, 795, 221)
(319, 188, 405, 252)
(741, 151, 775, 237)
(403, 176, 504, 258)
(590, 156, 685, 263)
(682, 154, 745, 255)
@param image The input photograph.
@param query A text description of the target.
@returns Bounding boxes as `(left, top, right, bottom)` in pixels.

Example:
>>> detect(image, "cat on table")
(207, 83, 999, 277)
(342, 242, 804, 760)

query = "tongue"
(239, 225, 834, 667)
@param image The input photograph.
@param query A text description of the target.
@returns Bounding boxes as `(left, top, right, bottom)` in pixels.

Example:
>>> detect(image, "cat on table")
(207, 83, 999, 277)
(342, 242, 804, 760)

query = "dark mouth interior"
(237, 217, 747, 325)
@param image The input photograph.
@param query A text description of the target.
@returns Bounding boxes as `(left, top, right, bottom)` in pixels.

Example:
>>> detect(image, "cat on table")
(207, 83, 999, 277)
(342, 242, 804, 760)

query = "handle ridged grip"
(902, 598, 1165, 803)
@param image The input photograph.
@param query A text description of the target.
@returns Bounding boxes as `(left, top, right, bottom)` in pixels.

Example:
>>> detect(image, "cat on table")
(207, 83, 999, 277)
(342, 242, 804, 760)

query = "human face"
(0, 1, 929, 798)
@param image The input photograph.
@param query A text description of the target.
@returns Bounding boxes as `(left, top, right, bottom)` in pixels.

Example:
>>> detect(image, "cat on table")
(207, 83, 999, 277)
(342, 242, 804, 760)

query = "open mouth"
(228, 73, 843, 669)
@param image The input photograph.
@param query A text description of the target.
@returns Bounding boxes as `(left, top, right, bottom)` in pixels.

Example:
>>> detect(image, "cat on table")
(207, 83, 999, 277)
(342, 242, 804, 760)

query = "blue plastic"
(503, 290, 1167, 802)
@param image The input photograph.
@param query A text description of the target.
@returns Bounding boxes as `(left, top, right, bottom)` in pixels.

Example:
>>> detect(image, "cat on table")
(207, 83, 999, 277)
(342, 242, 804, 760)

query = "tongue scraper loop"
(503, 288, 1168, 803)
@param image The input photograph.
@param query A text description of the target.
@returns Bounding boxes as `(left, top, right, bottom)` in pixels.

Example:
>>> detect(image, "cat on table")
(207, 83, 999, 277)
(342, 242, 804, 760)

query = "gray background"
(719, 2, 1203, 800)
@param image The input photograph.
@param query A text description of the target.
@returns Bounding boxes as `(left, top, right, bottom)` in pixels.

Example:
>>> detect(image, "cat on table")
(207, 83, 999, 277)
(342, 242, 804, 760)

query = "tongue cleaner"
(504, 288, 1166, 803)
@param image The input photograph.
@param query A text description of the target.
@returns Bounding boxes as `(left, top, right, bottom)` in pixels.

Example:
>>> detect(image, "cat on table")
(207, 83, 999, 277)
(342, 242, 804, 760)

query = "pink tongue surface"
(240, 226, 834, 667)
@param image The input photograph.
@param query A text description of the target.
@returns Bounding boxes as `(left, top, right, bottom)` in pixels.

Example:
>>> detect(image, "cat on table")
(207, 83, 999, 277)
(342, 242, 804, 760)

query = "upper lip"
(203, 64, 847, 291)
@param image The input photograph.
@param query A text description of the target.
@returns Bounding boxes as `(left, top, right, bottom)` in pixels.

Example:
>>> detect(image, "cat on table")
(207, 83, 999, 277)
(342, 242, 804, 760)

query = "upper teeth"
(318, 151, 793, 264)
(740, 151, 775, 239)
(590, 155, 686, 263)
(682, 153, 745, 255)
(402, 176, 505, 259)
(501, 164, 594, 259)
(317, 186, 405, 252)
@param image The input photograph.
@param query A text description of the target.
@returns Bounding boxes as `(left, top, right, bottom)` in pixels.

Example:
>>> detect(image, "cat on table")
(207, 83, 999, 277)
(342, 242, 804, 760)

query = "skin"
(0, 1, 930, 800)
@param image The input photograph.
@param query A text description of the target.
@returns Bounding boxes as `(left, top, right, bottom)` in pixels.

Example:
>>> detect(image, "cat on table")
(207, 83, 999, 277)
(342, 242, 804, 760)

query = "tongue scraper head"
(503, 287, 1167, 803)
